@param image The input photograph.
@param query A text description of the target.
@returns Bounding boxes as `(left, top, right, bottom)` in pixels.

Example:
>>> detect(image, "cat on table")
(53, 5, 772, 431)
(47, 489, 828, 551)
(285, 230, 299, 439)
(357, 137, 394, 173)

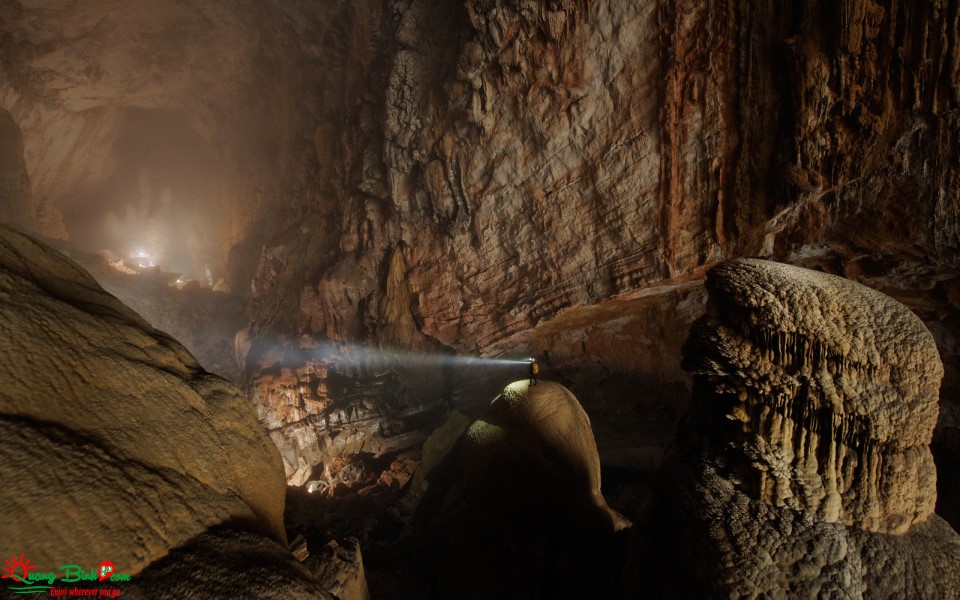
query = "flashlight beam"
(278, 343, 532, 370)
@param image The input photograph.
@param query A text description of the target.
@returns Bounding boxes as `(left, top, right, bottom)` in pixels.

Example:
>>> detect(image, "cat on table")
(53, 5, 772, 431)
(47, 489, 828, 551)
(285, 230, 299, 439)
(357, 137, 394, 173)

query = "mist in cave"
(71, 107, 218, 282)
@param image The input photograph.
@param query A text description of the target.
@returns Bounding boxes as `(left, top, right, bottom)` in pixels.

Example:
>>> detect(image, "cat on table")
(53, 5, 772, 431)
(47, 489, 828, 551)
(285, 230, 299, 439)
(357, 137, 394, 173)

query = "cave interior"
(1, 0, 959, 597)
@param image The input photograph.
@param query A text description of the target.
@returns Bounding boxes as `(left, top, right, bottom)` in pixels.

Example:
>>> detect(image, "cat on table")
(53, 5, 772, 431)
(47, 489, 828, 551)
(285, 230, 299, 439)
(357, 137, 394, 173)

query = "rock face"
(0, 225, 333, 597)
(412, 381, 629, 599)
(630, 259, 960, 597)
(0, 0, 324, 285)
(402, 409, 473, 508)
(252, 0, 960, 358)
(248, 342, 453, 487)
(249, 0, 960, 506)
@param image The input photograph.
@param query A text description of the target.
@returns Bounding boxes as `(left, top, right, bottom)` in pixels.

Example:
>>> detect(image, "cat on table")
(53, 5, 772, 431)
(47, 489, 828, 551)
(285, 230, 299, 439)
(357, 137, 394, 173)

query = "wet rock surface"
(630, 259, 960, 597)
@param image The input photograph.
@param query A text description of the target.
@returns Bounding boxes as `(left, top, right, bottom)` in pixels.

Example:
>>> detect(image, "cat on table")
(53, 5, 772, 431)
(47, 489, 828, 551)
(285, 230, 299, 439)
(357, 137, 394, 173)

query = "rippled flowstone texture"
(628, 259, 960, 597)
(0, 225, 334, 598)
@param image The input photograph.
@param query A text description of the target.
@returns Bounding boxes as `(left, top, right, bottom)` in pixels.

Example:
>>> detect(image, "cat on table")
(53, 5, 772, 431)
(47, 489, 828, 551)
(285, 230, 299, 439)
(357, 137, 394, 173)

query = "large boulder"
(629, 259, 960, 597)
(0, 225, 332, 596)
(412, 380, 629, 599)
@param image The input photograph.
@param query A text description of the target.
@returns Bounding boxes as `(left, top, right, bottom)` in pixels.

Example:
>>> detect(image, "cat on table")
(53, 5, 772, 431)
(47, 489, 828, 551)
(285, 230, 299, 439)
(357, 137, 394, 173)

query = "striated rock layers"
(412, 380, 629, 599)
(630, 259, 960, 597)
(244, 0, 960, 500)
(247, 0, 960, 361)
(0, 225, 332, 597)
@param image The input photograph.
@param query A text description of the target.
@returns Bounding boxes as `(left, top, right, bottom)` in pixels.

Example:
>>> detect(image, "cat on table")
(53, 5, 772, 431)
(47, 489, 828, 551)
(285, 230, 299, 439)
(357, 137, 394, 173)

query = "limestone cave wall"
(244, 0, 960, 501)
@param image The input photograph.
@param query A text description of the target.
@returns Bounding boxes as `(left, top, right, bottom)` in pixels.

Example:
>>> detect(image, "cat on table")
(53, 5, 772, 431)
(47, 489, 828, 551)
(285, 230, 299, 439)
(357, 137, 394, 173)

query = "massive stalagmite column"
(629, 258, 960, 598)
(684, 258, 942, 534)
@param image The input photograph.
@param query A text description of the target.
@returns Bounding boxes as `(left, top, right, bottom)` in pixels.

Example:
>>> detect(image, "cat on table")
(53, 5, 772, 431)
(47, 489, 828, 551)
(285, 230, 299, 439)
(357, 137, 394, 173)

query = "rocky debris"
(411, 381, 630, 598)
(1, 86, 244, 385)
(0, 225, 337, 596)
(247, 341, 450, 487)
(376, 457, 418, 493)
(307, 537, 371, 600)
(284, 451, 420, 553)
(629, 259, 960, 596)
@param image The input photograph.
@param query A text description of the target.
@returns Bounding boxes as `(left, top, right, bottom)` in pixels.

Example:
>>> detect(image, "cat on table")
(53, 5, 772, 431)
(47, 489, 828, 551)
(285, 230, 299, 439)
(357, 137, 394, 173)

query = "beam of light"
(266, 341, 532, 371)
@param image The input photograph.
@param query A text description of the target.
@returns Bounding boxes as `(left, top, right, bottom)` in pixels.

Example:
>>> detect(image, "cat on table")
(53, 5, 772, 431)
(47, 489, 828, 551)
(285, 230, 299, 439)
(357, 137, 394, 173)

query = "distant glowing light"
(128, 249, 158, 270)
